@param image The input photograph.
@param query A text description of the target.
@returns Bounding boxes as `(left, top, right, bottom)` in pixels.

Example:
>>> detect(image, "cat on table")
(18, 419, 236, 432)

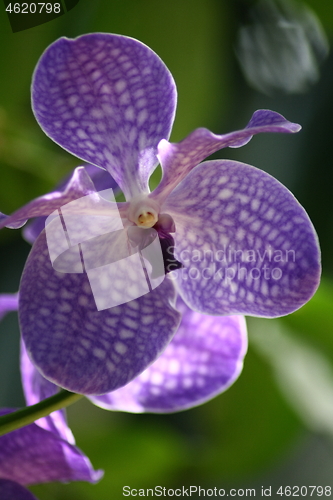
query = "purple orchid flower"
(0, 296, 102, 500)
(0, 34, 320, 404)
(1, 161, 247, 414)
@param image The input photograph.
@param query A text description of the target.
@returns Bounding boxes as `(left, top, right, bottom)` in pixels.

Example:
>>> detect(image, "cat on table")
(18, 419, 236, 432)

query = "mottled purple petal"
(164, 159, 320, 317)
(19, 227, 181, 394)
(23, 214, 49, 246)
(0, 213, 27, 229)
(84, 163, 119, 192)
(0, 410, 102, 486)
(0, 167, 98, 231)
(90, 298, 247, 413)
(32, 34, 177, 200)
(152, 110, 301, 204)
(0, 479, 37, 500)
(20, 340, 74, 444)
(0, 295, 83, 454)
(23, 164, 118, 245)
(0, 293, 19, 321)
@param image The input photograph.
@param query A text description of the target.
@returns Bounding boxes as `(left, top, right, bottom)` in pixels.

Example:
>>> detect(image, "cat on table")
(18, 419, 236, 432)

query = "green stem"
(0, 390, 83, 436)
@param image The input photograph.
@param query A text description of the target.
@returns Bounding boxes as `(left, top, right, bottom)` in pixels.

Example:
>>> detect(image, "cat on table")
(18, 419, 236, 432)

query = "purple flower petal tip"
(0, 167, 97, 232)
(0, 409, 103, 486)
(245, 109, 301, 133)
(0, 212, 28, 229)
(153, 110, 301, 202)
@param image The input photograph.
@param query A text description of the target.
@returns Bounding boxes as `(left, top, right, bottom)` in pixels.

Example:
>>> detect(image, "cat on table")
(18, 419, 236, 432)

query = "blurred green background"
(1, 0, 333, 498)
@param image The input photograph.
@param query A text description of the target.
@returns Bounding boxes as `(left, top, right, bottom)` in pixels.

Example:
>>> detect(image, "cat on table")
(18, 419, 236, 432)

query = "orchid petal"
(0, 479, 38, 500)
(0, 294, 75, 445)
(32, 34, 177, 199)
(152, 110, 301, 204)
(20, 340, 75, 444)
(0, 293, 19, 321)
(22, 215, 48, 246)
(0, 167, 98, 231)
(23, 164, 118, 245)
(81, 163, 119, 192)
(19, 228, 181, 394)
(90, 298, 247, 413)
(0, 409, 102, 485)
(164, 159, 320, 317)
(0, 213, 27, 229)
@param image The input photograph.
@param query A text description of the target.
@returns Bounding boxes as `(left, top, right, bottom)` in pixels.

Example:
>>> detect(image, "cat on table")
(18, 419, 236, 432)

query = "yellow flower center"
(137, 211, 158, 228)
(127, 195, 160, 228)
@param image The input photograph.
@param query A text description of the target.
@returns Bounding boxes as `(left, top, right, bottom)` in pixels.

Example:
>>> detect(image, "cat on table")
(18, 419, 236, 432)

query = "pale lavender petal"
(152, 110, 301, 204)
(32, 34, 177, 199)
(164, 159, 320, 317)
(0, 167, 97, 231)
(0, 410, 103, 485)
(19, 228, 181, 394)
(23, 164, 118, 245)
(0, 293, 19, 321)
(20, 340, 75, 444)
(0, 479, 37, 500)
(90, 299, 247, 413)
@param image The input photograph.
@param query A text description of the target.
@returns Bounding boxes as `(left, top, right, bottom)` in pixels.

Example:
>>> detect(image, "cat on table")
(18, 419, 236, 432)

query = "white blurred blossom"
(236, 0, 329, 94)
